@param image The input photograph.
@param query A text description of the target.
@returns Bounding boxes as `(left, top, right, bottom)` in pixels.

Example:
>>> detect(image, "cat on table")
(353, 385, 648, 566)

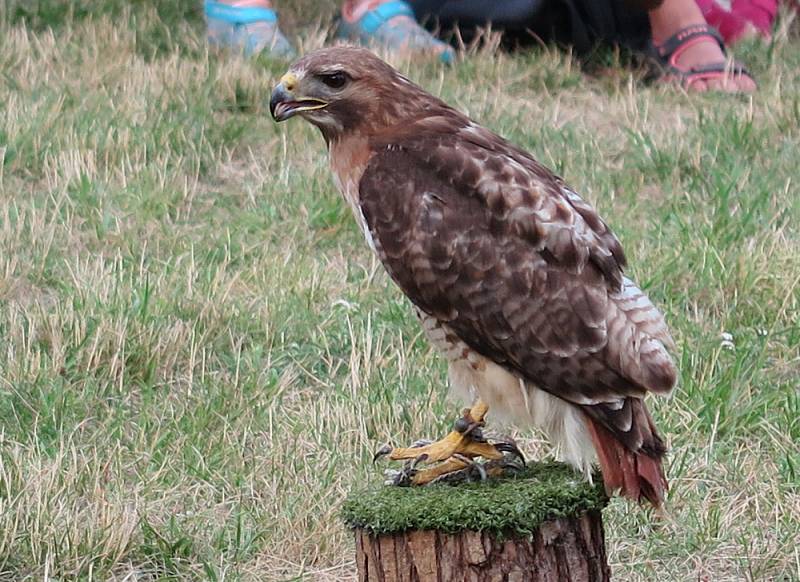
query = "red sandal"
(649, 24, 756, 90)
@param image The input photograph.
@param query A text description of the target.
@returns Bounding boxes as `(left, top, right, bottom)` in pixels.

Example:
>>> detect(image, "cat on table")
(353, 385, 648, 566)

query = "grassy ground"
(1, 2, 798, 580)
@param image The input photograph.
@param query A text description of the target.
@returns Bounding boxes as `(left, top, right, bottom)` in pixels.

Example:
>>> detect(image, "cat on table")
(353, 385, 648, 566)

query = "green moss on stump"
(342, 462, 608, 538)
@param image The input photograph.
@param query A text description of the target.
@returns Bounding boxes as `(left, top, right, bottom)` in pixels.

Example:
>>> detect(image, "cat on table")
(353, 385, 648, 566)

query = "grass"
(342, 462, 607, 537)
(0, 1, 798, 580)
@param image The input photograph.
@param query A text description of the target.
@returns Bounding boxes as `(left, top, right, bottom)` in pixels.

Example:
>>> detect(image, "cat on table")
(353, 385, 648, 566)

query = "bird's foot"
(374, 402, 525, 486)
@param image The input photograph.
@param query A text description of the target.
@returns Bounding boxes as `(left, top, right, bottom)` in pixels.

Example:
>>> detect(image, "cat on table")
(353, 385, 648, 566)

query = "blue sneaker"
(204, 0, 296, 59)
(336, 1, 455, 65)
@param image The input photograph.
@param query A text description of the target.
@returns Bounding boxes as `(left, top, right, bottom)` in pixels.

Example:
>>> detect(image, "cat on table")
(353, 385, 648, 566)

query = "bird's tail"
(584, 411, 668, 507)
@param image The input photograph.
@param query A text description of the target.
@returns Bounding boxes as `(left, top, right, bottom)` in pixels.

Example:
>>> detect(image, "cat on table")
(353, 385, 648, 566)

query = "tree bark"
(354, 509, 610, 582)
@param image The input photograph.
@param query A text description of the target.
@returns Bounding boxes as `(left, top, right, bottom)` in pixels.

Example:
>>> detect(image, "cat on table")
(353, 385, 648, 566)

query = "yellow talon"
(376, 399, 524, 485)
(410, 458, 470, 485)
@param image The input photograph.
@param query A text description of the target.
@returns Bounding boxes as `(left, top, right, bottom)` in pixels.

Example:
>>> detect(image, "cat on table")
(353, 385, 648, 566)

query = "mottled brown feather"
(360, 114, 676, 452)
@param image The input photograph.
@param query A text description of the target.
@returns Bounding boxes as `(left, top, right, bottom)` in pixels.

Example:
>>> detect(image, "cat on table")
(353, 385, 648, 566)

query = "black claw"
(453, 417, 470, 433)
(385, 467, 416, 486)
(494, 441, 526, 464)
(411, 439, 433, 448)
(412, 453, 429, 469)
(451, 452, 472, 465)
(373, 444, 393, 464)
(467, 425, 486, 441)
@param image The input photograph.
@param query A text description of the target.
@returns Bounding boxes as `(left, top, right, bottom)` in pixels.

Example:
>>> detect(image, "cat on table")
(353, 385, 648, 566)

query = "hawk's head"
(270, 46, 442, 141)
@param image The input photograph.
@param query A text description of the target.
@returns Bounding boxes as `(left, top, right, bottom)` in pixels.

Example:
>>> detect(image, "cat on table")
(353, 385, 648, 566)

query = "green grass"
(0, 3, 798, 581)
(343, 462, 607, 537)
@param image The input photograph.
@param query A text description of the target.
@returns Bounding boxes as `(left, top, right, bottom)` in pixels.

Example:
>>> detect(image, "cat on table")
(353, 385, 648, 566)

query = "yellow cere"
(280, 72, 297, 91)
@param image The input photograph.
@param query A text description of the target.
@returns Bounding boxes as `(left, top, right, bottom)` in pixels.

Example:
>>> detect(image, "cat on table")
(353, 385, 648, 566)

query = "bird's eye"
(320, 71, 348, 89)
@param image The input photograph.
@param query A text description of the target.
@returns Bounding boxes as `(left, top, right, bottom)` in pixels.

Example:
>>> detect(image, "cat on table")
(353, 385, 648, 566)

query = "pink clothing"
(695, 0, 778, 42)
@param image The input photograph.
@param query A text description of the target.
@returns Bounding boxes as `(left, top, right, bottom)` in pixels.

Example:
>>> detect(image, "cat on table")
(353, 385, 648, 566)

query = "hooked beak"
(270, 73, 328, 122)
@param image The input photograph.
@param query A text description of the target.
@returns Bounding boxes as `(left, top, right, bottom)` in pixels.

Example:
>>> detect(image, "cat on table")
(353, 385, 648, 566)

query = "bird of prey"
(270, 47, 678, 505)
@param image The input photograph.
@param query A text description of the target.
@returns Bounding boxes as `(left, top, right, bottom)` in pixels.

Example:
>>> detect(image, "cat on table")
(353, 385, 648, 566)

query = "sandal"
(335, 0, 455, 65)
(649, 24, 755, 91)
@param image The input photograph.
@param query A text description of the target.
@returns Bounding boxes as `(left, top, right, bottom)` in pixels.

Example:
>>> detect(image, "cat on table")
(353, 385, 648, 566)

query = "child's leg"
(204, 0, 295, 58)
(337, 0, 455, 63)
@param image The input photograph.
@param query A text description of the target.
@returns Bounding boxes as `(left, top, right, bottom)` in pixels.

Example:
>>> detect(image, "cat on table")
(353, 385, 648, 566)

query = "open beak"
(270, 81, 328, 122)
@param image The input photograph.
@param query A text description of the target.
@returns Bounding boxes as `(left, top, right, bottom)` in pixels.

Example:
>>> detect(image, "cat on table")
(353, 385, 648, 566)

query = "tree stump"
(343, 462, 610, 582)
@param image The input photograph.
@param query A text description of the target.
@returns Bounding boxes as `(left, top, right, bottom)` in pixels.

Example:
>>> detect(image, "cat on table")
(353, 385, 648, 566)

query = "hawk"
(270, 47, 677, 505)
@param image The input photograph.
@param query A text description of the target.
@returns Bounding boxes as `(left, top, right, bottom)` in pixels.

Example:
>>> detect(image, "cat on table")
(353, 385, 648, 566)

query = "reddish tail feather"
(585, 416, 668, 507)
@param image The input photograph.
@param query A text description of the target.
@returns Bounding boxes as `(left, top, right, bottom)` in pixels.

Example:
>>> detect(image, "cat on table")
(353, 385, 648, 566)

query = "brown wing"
(360, 116, 676, 451)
